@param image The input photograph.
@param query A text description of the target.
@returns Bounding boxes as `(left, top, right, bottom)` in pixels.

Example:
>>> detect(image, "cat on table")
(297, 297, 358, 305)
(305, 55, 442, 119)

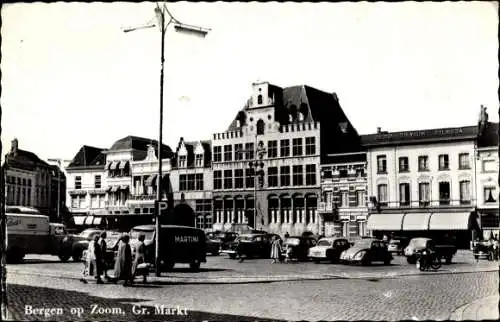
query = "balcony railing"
(368, 199, 475, 212)
(128, 194, 156, 201)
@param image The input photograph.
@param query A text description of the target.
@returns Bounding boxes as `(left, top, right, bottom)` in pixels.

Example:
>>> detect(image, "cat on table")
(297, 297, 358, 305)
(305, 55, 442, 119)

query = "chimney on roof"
(377, 127, 382, 134)
(11, 138, 18, 154)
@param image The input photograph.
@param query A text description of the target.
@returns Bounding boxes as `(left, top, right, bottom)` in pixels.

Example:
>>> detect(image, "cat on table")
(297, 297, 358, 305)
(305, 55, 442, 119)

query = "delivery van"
(129, 225, 207, 271)
(5, 206, 72, 263)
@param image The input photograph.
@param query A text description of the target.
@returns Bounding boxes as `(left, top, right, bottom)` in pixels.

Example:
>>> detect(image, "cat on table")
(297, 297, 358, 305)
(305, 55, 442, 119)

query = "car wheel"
(7, 247, 24, 264)
(72, 249, 83, 262)
(163, 261, 175, 271)
(211, 250, 220, 256)
(229, 254, 237, 259)
(189, 261, 200, 271)
(407, 256, 416, 264)
(445, 256, 452, 264)
(384, 258, 391, 265)
(313, 259, 320, 264)
(58, 253, 70, 262)
(361, 258, 370, 266)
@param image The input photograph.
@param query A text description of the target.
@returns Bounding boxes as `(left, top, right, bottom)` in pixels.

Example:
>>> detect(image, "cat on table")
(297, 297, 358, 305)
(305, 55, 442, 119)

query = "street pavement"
(4, 251, 500, 321)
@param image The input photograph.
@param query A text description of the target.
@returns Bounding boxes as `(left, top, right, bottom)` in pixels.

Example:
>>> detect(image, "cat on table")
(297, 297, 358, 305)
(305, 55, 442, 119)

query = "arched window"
(257, 95, 263, 105)
(256, 119, 265, 135)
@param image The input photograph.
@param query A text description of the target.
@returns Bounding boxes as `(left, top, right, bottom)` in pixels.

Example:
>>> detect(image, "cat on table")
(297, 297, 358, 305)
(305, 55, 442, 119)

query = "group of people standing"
(80, 232, 148, 286)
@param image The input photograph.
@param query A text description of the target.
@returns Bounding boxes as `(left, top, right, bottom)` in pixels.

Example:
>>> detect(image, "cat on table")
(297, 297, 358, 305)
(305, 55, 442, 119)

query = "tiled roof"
(360, 125, 478, 147)
(109, 135, 173, 154)
(478, 122, 499, 148)
(4, 149, 49, 171)
(67, 145, 106, 169)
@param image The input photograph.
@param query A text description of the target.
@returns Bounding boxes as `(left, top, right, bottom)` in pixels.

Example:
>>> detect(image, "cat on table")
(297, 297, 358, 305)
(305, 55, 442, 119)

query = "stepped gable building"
(65, 145, 107, 226)
(4, 138, 66, 222)
(168, 137, 213, 230)
(211, 81, 361, 235)
(107, 135, 173, 230)
(362, 106, 499, 248)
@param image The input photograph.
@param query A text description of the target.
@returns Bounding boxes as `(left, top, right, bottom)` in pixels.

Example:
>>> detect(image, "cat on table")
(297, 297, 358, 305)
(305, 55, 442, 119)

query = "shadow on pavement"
(7, 284, 284, 321)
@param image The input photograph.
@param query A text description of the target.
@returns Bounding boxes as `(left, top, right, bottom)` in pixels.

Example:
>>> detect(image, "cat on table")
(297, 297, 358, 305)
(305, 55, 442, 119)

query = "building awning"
(109, 161, 119, 170)
(68, 190, 87, 196)
(73, 216, 86, 225)
(367, 213, 405, 231)
(145, 174, 158, 186)
(402, 213, 432, 231)
(110, 186, 120, 193)
(428, 212, 471, 230)
(84, 216, 94, 225)
(118, 161, 129, 170)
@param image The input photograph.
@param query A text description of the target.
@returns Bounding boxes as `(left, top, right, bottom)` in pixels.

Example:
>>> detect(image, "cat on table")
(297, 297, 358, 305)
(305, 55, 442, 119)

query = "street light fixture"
(124, 2, 210, 277)
(48, 158, 71, 222)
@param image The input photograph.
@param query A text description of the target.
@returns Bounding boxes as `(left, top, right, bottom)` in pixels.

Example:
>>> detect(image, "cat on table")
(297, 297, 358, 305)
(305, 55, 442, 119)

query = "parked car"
(129, 225, 206, 271)
(308, 237, 350, 263)
(404, 237, 457, 264)
(207, 231, 239, 253)
(221, 233, 272, 259)
(387, 237, 410, 255)
(340, 238, 393, 265)
(206, 235, 222, 256)
(281, 236, 317, 262)
(472, 240, 495, 261)
(70, 228, 104, 262)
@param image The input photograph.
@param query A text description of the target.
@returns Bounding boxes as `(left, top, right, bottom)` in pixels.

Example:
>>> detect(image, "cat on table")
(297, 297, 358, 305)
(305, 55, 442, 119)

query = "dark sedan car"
(281, 236, 317, 262)
(340, 239, 392, 265)
(207, 231, 239, 253)
(221, 233, 272, 259)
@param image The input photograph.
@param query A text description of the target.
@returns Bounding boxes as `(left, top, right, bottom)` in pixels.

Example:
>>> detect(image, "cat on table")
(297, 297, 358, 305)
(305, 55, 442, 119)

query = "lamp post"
(124, 2, 210, 277)
(48, 159, 71, 222)
(237, 138, 266, 230)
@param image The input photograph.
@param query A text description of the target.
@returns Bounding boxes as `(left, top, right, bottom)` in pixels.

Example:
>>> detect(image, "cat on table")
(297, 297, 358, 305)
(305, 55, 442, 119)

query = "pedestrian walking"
(80, 235, 103, 284)
(270, 236, 281, 264)
(132, 234, 148, 283)
(284, 244, 293, 263)
(113, 234, 133, 286)
(98, 232, 109, 281)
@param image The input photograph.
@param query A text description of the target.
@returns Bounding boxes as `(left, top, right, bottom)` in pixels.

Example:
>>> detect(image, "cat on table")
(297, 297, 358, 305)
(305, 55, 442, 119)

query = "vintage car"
(129, 225, 207, 271)
(404, 237, 457, 264)
(281, 236, 317, 262)
(308, 237, 350, 263)
(340, 238, 393, 265)
(472, 240, 497, 261)
(70, 228, 104, 261)
(207, 231, 239, 254)
(387, 237, 410, 255)
(221, 233, 272, 259)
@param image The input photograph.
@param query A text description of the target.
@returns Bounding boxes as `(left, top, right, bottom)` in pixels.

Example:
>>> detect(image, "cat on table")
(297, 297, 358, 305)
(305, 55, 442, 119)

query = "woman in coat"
(132, 234, 148, 283)
(270, 236, 281, 264)
(113, 234, 133, 286)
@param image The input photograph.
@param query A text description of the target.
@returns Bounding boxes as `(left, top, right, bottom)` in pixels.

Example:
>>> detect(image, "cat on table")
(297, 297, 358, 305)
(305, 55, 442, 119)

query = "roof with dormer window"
(66, 145, 106, 170)
(171, 138, 211, 168)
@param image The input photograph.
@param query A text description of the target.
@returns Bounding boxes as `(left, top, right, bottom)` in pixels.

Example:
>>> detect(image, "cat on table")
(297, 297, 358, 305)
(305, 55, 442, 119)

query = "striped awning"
(118, 161, 129, 170)
(145, 174, 158, 186)
(402, 213, 432, 231)
(109, 161, 119, 170)
(429, 212, 471, 230)
(367, 213, 405, 231)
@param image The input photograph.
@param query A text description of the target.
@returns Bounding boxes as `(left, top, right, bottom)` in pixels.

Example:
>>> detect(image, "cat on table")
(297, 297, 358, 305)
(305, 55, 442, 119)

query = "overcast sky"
(1, 1, 498, 164)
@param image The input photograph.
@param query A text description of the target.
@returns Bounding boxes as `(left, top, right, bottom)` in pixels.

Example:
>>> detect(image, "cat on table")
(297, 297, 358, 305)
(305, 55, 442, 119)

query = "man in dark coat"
(98, 232, 109, 280)
(93, 235, 104, 284)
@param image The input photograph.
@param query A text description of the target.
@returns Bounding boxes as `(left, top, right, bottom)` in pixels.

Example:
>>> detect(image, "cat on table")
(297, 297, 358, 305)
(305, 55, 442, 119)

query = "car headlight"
(354, 251, 366, 260)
